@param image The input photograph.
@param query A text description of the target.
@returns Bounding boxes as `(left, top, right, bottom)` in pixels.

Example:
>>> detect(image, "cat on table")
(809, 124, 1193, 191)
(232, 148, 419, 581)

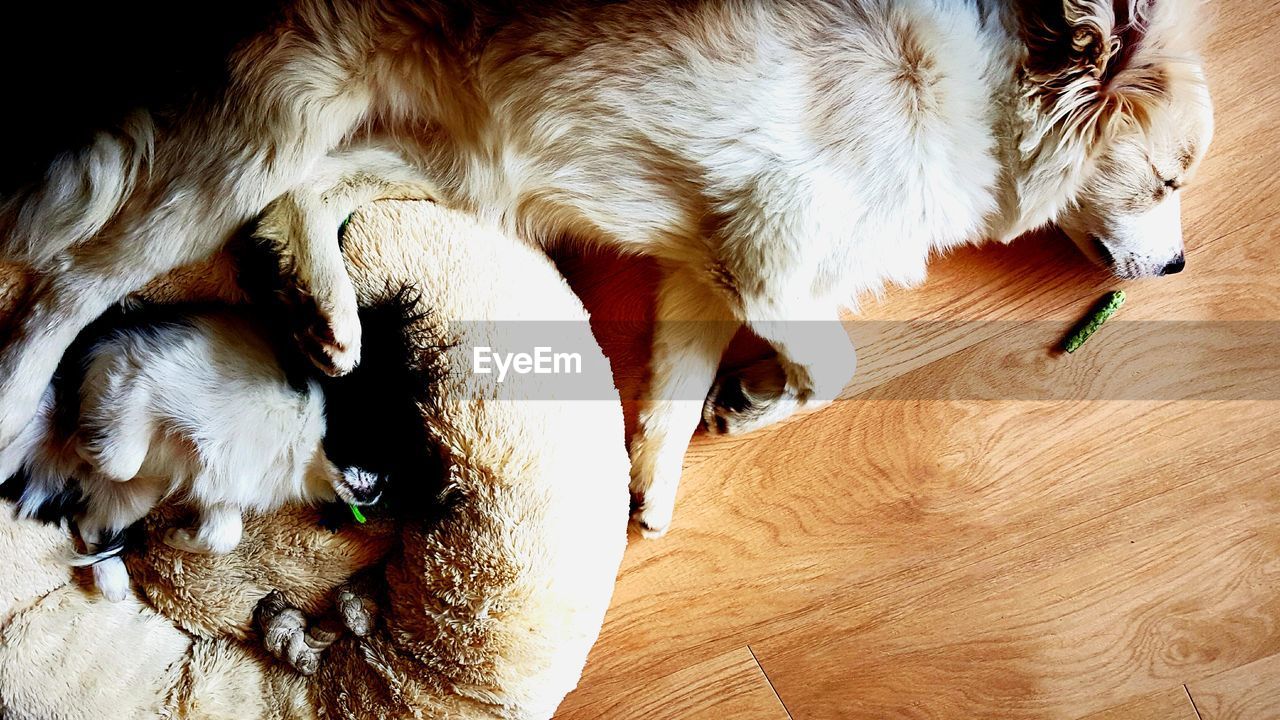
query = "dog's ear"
(1065, 1, 1126, 81)
(1022, 1, 1133, 85)
(1019, 0, 1194, 144)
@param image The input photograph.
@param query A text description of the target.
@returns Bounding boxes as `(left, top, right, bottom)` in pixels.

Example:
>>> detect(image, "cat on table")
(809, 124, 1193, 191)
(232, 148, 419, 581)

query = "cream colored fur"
(0, 0, 1213, 535)
(2, 310, 363, 603)
(0, 197, 629, 719)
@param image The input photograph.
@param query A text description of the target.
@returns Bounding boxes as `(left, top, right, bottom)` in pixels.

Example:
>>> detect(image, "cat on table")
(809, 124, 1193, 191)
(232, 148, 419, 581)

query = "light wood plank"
(558, 647, 790, 720)
(1189, 653, 1280, 720)
(1074, 687, 1199, 720)
(749, 447, 1280, 718)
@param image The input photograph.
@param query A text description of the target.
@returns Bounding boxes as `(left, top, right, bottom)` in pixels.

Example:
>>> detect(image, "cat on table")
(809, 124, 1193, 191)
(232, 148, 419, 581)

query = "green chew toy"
(349, 504, 367, 524)
(1063, 290, 1126, 353)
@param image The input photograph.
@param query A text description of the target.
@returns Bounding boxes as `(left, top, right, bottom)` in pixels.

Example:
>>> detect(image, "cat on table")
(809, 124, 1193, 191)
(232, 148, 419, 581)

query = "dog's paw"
(294, 296, 362, 377)
(628, 491, 674, 539)
(702, 358, 800, 435)
(627, 436, 681, 539)
(630, 507, 672, 539)
(163, 521, 242, 556)
(335, 581, 378, 637)
(256, 590, 326, 676)
(93, 557, 132, 602)
(162, 528, 212, 554)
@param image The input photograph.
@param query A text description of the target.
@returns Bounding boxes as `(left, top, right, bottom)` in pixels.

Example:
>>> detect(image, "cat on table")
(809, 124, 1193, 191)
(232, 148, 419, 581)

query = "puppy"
(0, 0, 1214, 536)
(0, 306, 384, 602)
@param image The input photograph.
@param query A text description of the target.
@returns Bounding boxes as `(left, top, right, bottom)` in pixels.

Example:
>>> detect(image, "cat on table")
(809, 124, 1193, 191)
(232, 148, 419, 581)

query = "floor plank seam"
(1183, 684, 1205, 720)
(1198, 205, 1280, 250)
(747, 645, 795, 720)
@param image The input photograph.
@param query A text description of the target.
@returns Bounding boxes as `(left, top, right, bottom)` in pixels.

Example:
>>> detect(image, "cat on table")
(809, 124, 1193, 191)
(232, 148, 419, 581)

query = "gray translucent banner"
(438, 321, 1280, 401)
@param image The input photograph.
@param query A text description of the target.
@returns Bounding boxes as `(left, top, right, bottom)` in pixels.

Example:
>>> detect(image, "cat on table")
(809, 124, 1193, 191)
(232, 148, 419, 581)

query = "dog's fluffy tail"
(0, 111, 154, 268)
(66, 535, 126, 568)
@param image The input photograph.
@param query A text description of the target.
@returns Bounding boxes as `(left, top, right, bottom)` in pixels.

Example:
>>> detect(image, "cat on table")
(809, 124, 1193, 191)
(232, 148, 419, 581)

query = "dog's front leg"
(163, 503, 244, 556)
(250, 146, 437, 376)
(629, 266, 738, 537)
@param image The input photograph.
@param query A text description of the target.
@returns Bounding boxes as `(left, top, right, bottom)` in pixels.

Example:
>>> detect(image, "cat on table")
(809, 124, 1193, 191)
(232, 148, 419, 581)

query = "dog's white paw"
(163, 519, 240, 556)
(296, 298, 362, 378)
(630, 500, 674, 539)
(163, 528, 211, 554)
(93, 557, 131, 602)
(628, 435, 683, 539)
(78, 442, 147, 483)
(628, 472, 677, 538)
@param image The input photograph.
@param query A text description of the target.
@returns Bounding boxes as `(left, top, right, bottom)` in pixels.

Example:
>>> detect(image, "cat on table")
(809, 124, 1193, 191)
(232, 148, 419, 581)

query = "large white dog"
(0, 0, 1213, 535)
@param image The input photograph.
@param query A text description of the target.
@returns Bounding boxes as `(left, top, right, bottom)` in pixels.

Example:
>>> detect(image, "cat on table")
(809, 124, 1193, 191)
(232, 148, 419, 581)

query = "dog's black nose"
(1160, 255, 1186, 275)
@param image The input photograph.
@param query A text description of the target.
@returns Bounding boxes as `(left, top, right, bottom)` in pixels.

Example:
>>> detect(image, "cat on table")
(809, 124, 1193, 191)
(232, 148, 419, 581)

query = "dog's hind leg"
(629, 266, 738, 537)
(76, 519, 132, 603)
(76, 478, 165, 601)
(249, 145, 437, 376)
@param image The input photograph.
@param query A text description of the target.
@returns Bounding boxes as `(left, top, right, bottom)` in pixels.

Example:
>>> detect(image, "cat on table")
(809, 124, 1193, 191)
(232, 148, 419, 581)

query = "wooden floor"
(553, 3, 1280, 719)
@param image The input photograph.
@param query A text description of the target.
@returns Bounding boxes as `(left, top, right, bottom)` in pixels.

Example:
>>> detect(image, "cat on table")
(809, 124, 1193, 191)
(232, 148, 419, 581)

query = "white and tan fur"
(0, 0, 1214, 535)
(0, 310, 372, 602)
(0, 197, 633, 719)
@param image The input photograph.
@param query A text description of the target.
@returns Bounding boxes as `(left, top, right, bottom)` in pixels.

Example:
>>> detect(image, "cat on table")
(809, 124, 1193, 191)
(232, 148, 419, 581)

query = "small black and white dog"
(0, 304, 390, 602)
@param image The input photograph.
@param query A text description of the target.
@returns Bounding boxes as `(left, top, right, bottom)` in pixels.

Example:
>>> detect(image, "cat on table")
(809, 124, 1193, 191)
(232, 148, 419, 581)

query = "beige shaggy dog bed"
(0, 199, 630, 719)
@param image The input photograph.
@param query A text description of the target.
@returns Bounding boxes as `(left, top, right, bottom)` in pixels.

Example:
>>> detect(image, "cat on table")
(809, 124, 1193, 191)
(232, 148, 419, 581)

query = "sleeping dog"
(0, 0, 1214, 536)
(0, 305, 387, 602)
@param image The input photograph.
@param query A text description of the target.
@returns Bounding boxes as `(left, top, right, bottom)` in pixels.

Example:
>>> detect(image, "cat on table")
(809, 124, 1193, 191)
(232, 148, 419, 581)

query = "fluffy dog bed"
(0, 199, 630, 719)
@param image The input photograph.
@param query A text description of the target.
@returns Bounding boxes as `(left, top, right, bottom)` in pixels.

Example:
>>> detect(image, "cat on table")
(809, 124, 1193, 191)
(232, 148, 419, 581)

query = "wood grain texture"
(567, 647, 791, 720)
(1188, 653, 1280, 720)
(747, 445, 1280, 718)
(1074, 687, 1199, 720)
(556, 2, 1279, 718)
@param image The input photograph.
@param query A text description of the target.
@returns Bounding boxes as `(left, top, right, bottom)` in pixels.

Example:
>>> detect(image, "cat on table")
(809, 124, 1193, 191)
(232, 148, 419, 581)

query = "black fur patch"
(0, 469, 85, 525)
(317, 284, 452, 524)
(231, 233, 324, 394)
